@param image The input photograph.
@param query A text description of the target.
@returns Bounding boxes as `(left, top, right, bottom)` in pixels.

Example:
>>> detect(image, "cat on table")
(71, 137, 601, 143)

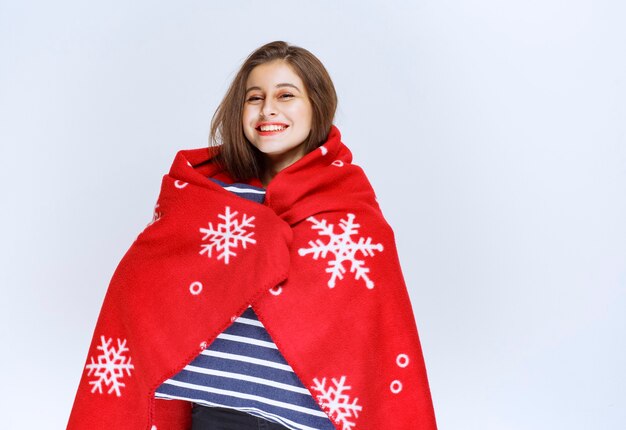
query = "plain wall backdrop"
(1, 0, 624, 428)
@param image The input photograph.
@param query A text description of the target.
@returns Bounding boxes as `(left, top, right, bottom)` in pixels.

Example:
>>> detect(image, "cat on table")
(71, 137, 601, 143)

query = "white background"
(1, 1, 625, 428)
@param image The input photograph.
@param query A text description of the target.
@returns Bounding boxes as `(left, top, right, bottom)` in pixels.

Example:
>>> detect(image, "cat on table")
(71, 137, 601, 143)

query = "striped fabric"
(155, 180, 334, 430)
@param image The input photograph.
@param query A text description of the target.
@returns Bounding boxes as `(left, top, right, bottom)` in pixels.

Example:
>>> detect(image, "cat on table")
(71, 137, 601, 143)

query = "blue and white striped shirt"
(155, 179, 334, 430)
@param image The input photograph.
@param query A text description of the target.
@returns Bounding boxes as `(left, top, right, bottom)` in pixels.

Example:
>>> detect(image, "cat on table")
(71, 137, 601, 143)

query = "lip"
(255, 122, 289, 136)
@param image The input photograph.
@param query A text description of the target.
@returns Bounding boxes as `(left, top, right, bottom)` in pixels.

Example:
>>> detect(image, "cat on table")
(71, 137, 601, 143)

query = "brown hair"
(209, 41, 338, 181)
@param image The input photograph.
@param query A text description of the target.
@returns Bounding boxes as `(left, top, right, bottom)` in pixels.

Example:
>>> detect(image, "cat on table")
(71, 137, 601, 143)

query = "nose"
(260, 99, 277, 117)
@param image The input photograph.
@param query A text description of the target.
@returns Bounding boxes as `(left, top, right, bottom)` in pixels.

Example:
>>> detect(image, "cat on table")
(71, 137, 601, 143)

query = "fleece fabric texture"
(67, 125, 437, 430)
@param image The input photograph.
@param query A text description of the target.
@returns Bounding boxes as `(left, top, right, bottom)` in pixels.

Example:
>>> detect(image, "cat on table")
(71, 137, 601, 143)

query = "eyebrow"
(245, 83, 301, 94)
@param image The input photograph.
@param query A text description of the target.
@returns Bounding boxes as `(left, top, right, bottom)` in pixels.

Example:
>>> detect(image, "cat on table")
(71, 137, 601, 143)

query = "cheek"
(243, 101, 261, 118)
(242, 108, 253, 125)
(289, 104, 313, 126)
(241, 110, 255, 140)
(302, 107, 314, 129)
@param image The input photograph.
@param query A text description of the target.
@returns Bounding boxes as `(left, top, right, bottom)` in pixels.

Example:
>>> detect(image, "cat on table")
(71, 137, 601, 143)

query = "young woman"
(68, 41, 437, 430)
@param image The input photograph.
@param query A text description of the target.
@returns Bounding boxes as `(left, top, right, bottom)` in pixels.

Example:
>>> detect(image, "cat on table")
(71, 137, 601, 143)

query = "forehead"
(246, 60, 304, 89)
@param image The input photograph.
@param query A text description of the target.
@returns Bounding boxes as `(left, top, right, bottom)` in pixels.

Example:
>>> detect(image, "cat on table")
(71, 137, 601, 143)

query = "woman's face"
(242, 60, 313, 172)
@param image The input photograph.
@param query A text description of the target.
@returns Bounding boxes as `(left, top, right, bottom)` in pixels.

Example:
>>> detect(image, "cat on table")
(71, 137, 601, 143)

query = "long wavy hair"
(209, 41, 338, 181)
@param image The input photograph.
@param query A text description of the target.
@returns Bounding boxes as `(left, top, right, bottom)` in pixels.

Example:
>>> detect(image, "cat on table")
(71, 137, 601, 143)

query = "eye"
(280, 93, 294, 99)
(246, 96, 263, 102)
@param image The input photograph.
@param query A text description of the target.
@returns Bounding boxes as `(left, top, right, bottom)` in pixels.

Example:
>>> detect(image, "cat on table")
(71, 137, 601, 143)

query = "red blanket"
(67, 125, 437, 429)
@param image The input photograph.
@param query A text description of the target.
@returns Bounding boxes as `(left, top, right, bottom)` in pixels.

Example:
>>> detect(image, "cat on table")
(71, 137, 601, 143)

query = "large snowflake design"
(199, 206, 256, 264)
(85, 336, 134, 397)
(297, 213, 383, 289)
(312, 376, 362, 430)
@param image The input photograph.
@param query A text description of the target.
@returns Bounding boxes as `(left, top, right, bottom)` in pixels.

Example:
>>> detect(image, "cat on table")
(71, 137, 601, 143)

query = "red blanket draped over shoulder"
(67, 125, 437, 430)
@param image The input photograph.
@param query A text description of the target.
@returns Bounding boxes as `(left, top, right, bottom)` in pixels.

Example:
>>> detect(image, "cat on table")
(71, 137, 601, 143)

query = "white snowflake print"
(297, 213, 383, 289)
(85, 336, 134, 397)
(199, 206, 256, 264)
(312, 376, 362, 430)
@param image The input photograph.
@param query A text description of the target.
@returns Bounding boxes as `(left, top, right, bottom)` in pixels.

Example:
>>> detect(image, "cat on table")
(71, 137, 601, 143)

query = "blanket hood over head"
(67, 125, 437, 430)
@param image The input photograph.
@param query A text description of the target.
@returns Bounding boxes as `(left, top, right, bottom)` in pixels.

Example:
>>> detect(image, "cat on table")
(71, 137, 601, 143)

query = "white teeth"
(259, 125, 286, 131)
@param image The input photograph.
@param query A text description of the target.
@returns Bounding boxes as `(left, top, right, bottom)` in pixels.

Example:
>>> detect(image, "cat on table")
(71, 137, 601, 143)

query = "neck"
(260, 148, 306, 186)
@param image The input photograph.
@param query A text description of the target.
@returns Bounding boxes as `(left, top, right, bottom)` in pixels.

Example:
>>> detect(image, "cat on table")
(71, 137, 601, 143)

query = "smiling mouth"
(256, 125, 289, 132)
